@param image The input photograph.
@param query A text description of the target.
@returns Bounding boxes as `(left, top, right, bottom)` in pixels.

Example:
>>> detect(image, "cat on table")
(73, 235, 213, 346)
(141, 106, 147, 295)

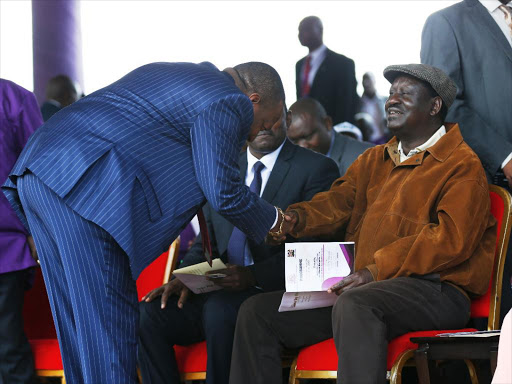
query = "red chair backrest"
(23, 267, 57, 339)
(136, 251, 170, 301)
(470, 189, 507, 319)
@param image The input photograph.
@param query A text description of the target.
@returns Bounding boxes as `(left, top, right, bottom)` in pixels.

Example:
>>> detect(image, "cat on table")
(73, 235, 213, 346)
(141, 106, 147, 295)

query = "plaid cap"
(383, 63, 457, 108)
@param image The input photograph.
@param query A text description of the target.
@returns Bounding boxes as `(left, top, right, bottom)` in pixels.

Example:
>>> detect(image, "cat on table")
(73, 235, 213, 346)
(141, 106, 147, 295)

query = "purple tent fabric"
(32, 0, 83, 105)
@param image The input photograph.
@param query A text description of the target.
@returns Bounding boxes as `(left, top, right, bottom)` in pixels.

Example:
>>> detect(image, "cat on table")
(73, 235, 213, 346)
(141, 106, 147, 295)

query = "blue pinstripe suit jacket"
(2, 62, 276, 278)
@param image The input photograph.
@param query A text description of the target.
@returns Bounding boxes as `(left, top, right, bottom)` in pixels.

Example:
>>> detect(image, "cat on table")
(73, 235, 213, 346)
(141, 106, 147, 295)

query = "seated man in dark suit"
(138, 106, 340, 384)
(288, 97, 373, 176)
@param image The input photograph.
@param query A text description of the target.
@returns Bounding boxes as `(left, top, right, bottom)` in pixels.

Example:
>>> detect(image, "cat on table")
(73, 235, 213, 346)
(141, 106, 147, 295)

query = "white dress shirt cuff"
(502, 152, 512, 169)
(271, 207, 279, 228)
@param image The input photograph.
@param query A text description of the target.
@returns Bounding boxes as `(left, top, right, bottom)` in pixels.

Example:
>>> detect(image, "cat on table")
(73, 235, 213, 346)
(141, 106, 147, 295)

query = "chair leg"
(288, 357, 299, 384)
(414, 345, 432, 384)
(463, 359, 479, 384)
(389, 349, 415, 384)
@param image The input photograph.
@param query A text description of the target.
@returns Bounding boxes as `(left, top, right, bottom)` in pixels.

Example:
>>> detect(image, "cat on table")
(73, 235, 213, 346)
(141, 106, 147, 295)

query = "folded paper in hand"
(278, 242, 354, 312)
(173, 258, 227, 294)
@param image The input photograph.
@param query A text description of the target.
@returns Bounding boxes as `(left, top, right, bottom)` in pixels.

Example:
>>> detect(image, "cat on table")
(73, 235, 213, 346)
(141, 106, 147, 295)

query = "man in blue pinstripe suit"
(2, 61, 290, 383)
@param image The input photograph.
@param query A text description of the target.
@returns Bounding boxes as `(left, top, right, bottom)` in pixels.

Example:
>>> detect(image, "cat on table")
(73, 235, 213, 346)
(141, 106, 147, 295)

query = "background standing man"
(2, 61, 289, 383)
(421, 0, 512, 324)
(295, 16, 359, 125)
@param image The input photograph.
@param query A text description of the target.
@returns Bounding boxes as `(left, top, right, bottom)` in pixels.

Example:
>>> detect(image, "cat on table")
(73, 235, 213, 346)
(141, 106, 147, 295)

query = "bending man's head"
(225, 62, 286, 143)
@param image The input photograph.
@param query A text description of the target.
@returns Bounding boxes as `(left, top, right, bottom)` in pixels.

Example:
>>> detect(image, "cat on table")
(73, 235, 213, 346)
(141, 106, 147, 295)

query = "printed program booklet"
(278, 242, 354, 312)
(172, 258, 227, 294)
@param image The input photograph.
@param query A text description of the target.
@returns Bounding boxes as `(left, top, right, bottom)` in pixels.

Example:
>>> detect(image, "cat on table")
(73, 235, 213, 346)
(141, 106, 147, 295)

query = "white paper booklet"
(279, 242, 354, 312)
(173, 258, 227, 294)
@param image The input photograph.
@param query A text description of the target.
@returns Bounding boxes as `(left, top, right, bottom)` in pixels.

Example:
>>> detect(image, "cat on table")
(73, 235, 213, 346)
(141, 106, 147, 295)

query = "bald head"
(224, 62, 287, 144)
(288, 98, 333, 155)
(298, 16, 323, 51)
(231, 62, 285, 106)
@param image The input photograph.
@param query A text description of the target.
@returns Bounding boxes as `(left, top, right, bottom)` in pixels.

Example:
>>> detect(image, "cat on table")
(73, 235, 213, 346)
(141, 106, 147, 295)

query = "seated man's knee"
(332, 287, 368, 322)
(202, 295, 237, 331)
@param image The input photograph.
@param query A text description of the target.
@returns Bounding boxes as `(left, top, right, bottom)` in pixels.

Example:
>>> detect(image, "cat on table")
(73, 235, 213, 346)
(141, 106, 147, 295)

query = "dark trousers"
(230, 277, 470, 384)
(138, 287, 261, 384)
(0, 269, 35, 384)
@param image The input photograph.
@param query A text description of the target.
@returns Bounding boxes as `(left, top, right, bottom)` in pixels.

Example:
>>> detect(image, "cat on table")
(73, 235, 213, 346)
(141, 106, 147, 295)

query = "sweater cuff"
(288, 208, 306, 237)
(365, 264, 378, 281)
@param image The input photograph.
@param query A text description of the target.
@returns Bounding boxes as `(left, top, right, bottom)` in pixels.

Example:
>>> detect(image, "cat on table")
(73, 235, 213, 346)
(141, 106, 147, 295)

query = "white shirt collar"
(397, 125, 446, 163)
(246, 138, 286, 195)
(480, 0, 507, 13)
(309, 44, 327, 61)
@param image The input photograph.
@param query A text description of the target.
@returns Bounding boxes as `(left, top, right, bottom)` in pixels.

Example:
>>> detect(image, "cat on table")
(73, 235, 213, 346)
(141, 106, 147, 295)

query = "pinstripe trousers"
(18, 173, 139, 384)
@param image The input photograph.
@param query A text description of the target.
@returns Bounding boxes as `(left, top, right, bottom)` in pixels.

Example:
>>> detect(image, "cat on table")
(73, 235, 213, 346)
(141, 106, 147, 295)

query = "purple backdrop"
(32, 0, 84, 105)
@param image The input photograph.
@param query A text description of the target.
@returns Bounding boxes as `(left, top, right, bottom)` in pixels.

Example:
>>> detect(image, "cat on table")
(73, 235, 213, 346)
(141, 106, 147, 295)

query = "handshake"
(266, 208, 299, 245)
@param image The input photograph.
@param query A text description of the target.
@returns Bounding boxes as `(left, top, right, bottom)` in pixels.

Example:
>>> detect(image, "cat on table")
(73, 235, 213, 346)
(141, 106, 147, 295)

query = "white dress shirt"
(303, 44, 328, 88)
(246, 139, 286, 195)
(398, 125, 446, 163)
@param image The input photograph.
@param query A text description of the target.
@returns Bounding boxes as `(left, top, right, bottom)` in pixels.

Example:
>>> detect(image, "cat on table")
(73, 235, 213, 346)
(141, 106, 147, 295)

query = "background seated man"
(288, 97, 373, 176)
(230, 64, 496, 384)
(138, 106, 340, 384)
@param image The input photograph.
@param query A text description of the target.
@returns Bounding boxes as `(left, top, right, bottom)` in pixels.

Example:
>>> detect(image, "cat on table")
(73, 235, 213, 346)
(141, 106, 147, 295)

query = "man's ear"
(286, 110, 292, 128)
(324, 116, 333, 132)
(430, 96, 442, 116)
(248, 93, 261, 104)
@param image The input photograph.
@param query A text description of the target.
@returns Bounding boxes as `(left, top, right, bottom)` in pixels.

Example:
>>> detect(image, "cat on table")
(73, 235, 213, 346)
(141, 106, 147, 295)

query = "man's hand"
(503, 159, 512, 189)
(142, 279, 190, 309)
(327, 268, 374, 296)
(266, 210, 299, 245)
(26, 235, 38, 263)
(206, 265, 256, 291)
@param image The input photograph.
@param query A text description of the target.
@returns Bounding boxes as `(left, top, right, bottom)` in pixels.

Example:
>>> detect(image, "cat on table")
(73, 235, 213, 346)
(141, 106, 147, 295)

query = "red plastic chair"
(174, 341, 208, 381)
(288, 185, 512, 384)
(23, 238, 180, 384)
(136, 237, 181, 301)
(23, 266, 65, 383)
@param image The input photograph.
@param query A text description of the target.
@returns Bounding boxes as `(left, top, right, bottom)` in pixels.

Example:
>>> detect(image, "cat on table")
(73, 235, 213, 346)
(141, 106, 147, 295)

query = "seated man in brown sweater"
(229, 64, 497, 384)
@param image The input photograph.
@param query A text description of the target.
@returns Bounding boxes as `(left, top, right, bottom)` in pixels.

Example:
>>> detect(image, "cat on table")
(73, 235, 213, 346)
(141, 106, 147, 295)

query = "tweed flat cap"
(383, 64, 457, 109)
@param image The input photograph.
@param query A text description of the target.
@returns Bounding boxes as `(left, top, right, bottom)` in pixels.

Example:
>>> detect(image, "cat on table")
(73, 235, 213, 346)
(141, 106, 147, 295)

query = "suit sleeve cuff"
(365, 264, 378, 281)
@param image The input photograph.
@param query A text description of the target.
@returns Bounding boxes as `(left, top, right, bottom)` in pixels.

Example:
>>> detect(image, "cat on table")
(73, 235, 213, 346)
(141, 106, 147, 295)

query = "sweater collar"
(384, 123, 463, 164)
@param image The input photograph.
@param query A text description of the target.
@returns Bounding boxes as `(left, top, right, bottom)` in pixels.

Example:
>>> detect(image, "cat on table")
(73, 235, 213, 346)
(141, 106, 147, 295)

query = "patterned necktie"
(499, 4, 512, 36)
(301, 56, 312, 97)
(227, 161, 265, 266)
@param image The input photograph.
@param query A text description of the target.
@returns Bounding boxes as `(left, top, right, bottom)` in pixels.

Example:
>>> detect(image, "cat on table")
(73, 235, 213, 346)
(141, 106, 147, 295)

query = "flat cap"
(383, 64, 457, 109)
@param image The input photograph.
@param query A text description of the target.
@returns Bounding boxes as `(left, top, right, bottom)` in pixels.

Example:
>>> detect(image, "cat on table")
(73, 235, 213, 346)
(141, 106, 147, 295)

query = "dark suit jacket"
(179, 139, 340, 292)
(329, 133, 373, 176)
(421, 0, 512, 178)
(296, 49, 359, 125)
(3, 62, 277, 279)
(40, 101, 61, 122)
